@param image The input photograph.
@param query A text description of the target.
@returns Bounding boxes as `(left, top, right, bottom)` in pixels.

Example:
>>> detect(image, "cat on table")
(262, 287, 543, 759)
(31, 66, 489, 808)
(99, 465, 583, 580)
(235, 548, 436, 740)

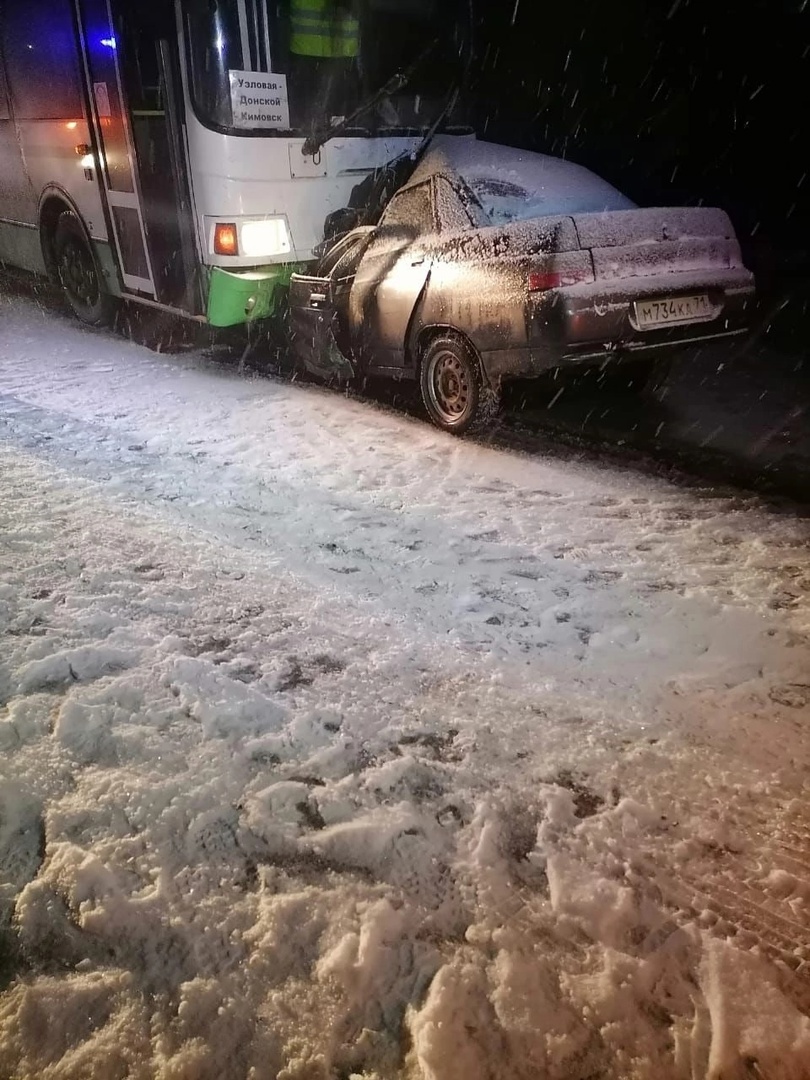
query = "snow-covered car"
(289, 137, 755, 434)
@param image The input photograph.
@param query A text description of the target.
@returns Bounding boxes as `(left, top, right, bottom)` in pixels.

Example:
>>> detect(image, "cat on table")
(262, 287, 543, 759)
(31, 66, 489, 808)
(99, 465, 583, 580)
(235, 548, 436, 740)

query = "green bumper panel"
(207, 263, 306, 327)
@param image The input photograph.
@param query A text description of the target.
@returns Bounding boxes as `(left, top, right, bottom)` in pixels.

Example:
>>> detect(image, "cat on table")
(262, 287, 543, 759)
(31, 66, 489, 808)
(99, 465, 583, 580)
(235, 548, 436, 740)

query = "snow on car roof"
(409, 136, 636, 224)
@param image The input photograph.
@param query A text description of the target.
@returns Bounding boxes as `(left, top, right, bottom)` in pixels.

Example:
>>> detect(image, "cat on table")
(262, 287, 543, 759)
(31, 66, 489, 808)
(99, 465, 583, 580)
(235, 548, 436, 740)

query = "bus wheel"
(54, 212, 116, 327)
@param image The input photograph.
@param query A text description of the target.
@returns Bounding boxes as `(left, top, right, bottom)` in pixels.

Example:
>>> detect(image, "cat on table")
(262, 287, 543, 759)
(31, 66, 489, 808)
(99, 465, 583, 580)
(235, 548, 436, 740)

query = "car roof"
(404, 135, 635, 218)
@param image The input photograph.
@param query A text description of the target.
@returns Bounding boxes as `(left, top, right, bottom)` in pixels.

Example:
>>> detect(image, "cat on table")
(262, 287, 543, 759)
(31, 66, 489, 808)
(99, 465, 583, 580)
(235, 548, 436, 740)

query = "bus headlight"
(239, 218, 291, 259)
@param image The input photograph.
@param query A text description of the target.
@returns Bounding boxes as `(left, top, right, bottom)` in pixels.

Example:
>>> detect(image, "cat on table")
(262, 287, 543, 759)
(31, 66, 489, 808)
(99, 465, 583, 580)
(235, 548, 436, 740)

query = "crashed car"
(289, 137, 755, 434)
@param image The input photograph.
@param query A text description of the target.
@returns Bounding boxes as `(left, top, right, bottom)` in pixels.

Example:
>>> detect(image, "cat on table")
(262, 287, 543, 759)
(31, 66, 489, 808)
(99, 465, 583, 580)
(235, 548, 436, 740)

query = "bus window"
(183, 0, 471, 137)
(2, 0, 83, 120)
(118, 9, 167, 176)
(183, 0, 247, 131)
(116, 7, 177, 115)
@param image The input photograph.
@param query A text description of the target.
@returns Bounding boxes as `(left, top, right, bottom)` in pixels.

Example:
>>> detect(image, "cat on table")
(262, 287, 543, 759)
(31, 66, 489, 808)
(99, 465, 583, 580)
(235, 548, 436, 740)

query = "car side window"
(326, 232, 374, 281)
(435, 177, 475, 232)
(380, 183, 435, 235)
(319, 231, 368, 276)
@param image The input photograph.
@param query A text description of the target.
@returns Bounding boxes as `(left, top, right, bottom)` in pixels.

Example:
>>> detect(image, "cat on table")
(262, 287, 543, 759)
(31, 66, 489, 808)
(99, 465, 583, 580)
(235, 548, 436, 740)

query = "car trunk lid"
(571, 206, 745, 283)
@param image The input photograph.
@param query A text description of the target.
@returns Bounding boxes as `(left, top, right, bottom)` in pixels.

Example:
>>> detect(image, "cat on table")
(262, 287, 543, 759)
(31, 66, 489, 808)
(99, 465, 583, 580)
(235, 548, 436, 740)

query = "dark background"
(471, 0, 808, 320)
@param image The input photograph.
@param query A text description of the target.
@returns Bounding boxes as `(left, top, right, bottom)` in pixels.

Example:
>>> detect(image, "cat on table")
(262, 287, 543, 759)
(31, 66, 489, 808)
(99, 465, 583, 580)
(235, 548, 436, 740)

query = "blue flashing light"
(100, 36, 117, 49)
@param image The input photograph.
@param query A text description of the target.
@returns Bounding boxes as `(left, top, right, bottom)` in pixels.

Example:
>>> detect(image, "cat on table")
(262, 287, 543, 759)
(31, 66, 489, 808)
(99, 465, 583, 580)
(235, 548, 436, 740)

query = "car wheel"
(54, 212, 116, 327)
(420, 334, 500, 435)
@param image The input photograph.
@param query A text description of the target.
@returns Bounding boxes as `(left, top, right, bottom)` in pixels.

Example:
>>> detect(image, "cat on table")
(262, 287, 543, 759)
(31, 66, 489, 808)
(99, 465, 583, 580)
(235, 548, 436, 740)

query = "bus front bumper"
(207, 264, 306, 327)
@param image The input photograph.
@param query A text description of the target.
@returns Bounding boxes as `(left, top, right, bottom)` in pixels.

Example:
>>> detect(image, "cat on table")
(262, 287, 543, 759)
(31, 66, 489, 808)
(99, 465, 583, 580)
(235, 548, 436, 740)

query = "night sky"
(472, 0, 808, 290)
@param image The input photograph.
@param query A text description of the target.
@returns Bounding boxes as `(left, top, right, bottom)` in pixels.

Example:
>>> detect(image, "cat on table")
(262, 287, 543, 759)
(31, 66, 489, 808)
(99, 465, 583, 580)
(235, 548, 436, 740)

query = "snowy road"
(1, 294, 809, 1078)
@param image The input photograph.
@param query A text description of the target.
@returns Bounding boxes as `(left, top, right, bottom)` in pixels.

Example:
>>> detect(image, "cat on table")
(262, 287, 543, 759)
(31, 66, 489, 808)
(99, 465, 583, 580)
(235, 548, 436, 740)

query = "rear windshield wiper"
(302, 38, 438, 158)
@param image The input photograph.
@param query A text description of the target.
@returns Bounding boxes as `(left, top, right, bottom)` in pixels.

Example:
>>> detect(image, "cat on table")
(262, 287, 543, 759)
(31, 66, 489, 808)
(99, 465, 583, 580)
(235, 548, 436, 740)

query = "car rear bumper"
(480, 268, 755, 382)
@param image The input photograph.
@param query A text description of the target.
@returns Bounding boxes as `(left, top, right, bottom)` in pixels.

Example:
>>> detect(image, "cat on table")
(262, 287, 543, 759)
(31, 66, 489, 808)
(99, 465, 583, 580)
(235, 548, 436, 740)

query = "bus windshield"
(183, 0, 471, 137)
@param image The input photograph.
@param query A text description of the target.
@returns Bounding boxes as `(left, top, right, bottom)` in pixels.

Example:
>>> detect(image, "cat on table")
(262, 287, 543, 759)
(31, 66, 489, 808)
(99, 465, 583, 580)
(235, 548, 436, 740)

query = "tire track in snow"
(2, 444, 810, 1078)
(2, 383, 807, 720)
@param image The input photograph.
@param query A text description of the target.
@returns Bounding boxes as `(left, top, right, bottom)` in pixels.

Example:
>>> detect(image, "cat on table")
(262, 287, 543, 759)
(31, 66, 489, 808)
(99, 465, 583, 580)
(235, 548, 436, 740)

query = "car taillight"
(528, 267, 592, 291)
(529, 271, 561, 291)
(214, 223, 239, 256)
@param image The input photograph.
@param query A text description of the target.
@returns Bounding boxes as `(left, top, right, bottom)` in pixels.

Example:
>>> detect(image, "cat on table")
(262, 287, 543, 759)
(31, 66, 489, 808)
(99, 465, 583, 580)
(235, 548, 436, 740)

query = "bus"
(0, 0, 471, 330)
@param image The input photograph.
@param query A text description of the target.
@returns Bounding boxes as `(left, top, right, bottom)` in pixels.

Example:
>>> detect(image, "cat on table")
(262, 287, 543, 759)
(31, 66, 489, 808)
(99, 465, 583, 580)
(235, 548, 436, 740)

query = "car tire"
(420, 334, 501, 436)
(54, 212, 116, 327)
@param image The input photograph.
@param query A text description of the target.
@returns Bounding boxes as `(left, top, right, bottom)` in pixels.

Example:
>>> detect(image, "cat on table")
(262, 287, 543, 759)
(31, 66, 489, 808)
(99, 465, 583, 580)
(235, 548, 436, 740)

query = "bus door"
(113, 4, 200, 311)
(75, 0, 157, 297)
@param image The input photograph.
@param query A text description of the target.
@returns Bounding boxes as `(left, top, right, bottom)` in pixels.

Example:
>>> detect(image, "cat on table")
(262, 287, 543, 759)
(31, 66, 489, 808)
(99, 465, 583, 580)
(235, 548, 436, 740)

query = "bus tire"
(53, 212, 116, 327)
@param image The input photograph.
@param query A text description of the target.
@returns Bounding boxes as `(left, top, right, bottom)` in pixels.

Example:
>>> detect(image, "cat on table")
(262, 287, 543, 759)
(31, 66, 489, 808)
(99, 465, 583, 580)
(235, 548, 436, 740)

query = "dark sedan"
(290, 137, 755, 434)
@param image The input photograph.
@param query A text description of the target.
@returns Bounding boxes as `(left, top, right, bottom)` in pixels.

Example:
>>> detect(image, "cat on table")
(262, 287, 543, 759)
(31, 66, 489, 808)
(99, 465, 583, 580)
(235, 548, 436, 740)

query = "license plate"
(634, 293, 712, 329)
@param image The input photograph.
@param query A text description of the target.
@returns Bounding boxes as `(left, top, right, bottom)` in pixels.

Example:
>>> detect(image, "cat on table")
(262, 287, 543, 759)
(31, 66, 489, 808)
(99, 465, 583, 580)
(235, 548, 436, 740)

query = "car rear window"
(466, 170, 635, 226)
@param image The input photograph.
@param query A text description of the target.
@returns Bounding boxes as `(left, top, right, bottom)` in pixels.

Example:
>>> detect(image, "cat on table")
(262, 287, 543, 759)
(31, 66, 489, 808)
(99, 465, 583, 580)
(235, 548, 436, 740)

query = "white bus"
(0, 0, 470, 329)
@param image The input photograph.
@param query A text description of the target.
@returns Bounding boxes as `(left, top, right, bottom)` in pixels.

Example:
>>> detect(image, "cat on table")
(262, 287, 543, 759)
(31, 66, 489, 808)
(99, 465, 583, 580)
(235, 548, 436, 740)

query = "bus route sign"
(229, 71, 290, 131)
